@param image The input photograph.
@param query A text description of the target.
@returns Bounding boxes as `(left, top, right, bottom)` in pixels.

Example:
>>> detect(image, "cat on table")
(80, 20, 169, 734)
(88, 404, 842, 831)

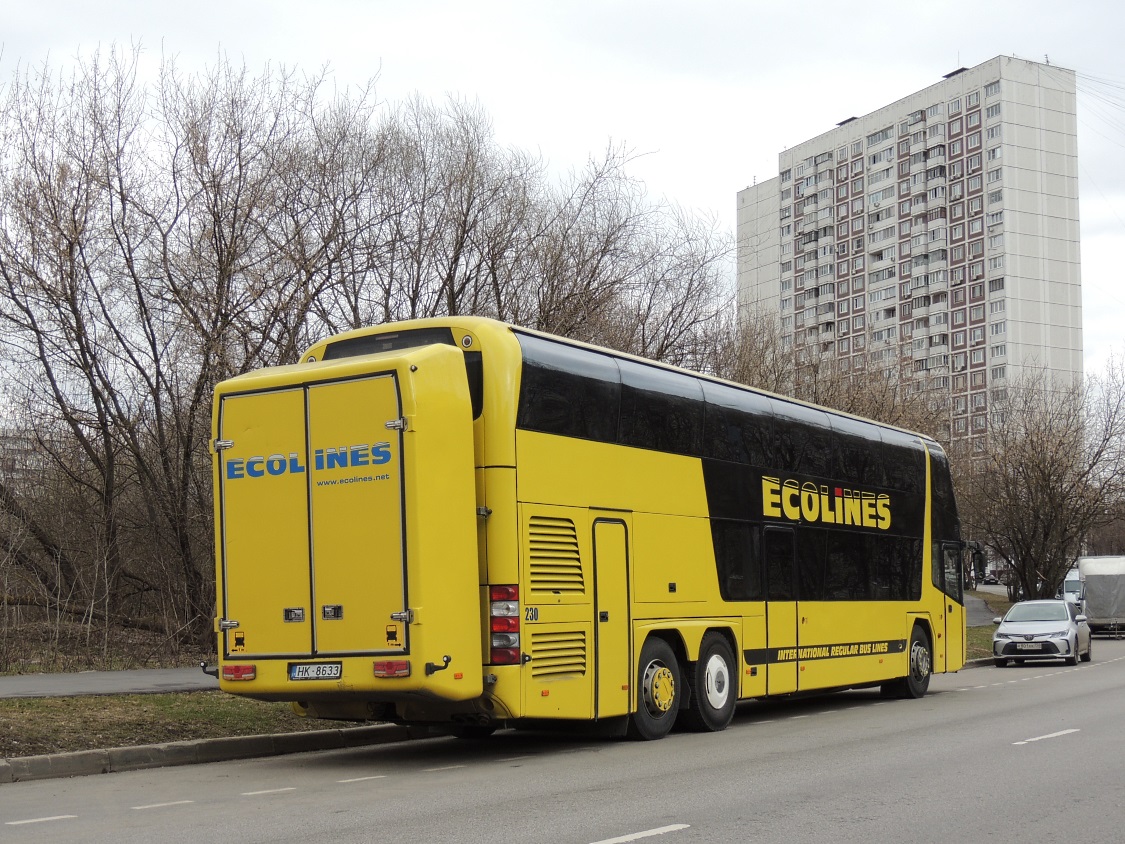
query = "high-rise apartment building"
(737, 56, 1081, 443)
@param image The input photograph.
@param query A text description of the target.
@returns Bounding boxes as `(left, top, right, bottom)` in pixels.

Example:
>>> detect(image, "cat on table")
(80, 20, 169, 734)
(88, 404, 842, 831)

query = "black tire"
(993, 658, 1007, 668)
(881, 626, 932, 698)
(679, 633, 737, 733)
(1081, 637, 1093, 663)
(628, 637, 681, 741)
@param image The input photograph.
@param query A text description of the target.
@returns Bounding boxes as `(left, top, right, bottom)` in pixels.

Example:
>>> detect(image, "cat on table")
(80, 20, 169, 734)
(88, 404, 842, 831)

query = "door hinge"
(218, 618, 240, 630)
(213, 439, 234, 452)
(390, 609, 415, 624)
(385, 418, 408, 431)
(476, 506, 492, 518)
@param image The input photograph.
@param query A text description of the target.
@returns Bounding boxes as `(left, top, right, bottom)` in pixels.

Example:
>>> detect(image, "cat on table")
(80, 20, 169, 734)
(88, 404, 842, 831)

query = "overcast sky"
(3, 0, 1122, 374)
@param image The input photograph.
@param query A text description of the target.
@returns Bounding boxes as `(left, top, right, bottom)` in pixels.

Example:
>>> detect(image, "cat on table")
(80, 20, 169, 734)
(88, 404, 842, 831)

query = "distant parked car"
(993, 599, 1092, 667)
(981, 573, 1000, 585)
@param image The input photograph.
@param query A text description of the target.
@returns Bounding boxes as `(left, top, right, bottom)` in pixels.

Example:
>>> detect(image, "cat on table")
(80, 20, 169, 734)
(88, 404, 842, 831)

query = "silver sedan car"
(993, 599, 1092, 667)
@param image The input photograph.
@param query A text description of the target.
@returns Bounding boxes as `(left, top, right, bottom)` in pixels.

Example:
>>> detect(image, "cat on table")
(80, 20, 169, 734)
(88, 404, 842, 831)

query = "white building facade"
(737, 56, 1081, 443)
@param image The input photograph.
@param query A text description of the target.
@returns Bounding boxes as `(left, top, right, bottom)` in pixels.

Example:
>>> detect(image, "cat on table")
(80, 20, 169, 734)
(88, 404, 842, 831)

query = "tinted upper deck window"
(516, 333, 620, 442)
(701, 381, 776, 466)
(617, 359, 704, 456)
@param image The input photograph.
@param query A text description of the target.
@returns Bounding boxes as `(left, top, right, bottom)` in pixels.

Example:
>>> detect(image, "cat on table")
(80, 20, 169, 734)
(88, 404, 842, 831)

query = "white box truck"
(1077, 556, 1125, 636)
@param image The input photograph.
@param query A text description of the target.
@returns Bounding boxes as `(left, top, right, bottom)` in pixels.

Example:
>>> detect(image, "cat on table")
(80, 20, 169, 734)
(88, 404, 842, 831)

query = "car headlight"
(1044, 630, 1069, 639)
(994, 632, 1010, 640)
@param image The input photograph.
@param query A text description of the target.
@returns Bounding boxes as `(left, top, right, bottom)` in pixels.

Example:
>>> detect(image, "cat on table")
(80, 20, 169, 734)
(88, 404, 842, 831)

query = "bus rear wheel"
(881, 626, 931, 699)
(679, 633, 737, 732)
(628, 637, 681, 741)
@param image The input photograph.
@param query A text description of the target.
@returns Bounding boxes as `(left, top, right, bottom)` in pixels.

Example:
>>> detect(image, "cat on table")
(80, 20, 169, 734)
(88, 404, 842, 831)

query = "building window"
(987, 167, 1002, 183)
(970, 304, 985, 321)
(991, 365, 1006, 380)
(967, 91, 980, 108)
(967, 132, 981, 149)
(990, 320, 1007, 335)
(971, 348, 985, 364)
(949, 97, 962, 113)
(988, 189, 1003, 204)
(989, 255, 1005, 271)
(989, 277, 1005, 293)
(989, 234, 1004, 249)
(986, 125, 1002, 141)
(985, 81, 1001, 97)
(991, 343, 1007, 357)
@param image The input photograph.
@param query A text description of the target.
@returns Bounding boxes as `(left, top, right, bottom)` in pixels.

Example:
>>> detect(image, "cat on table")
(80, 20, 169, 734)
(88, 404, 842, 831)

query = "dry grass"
(0, 692, 343, 758)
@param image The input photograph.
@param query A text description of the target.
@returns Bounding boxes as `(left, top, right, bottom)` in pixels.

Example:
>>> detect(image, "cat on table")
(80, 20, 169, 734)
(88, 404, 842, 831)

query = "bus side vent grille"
(530, 630, 587, 678)
(528, 516, 584, 594)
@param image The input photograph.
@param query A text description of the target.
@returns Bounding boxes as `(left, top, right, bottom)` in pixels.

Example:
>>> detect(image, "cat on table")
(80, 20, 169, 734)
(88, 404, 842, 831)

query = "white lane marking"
(241, 787, 297, 796)
(1013, 728, 1080, 746)
(590, 823, 691, 844)
(338, 775, 387, 783)
(5, 815, 78, 826)
(423, 765, 467, 772)
(132, 800, 195, 810)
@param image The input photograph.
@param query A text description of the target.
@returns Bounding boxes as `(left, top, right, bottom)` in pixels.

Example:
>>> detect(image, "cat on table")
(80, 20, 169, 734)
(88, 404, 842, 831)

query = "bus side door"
(764, 526, 798, 694)
(593, 518, 631, 719)
(941, 543, 966, 671)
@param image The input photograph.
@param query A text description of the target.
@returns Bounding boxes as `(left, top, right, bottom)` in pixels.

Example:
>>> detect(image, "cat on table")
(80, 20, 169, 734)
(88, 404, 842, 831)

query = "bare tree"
(955, 360, 1125, 600)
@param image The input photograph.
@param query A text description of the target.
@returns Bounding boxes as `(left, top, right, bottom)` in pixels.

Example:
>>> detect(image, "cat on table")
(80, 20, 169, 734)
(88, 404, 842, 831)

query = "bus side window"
(764, 528, 795, 601)
(711, 520, 762, 601)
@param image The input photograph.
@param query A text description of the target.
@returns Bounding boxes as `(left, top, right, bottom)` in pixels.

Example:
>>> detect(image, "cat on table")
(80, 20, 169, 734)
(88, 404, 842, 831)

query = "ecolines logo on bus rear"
(225, 443, 392, 480)
(761, 475, 892, 530)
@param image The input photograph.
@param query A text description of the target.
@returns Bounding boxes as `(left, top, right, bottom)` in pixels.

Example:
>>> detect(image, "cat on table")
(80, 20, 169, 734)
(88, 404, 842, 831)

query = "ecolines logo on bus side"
(225, 443, 392, 480)
(761, 476, 892, 530)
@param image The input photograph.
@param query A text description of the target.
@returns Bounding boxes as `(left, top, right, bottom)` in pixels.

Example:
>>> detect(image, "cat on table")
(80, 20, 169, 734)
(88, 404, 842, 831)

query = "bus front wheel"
(679, 633, 737, 732)
(628, 637, 681, 740)
(882, 626, 932, 699)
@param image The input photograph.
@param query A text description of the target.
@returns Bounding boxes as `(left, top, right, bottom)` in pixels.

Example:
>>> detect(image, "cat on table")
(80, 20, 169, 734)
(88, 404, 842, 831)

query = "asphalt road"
(0, 667, 217, 699)
(4, 638, 1123, 844)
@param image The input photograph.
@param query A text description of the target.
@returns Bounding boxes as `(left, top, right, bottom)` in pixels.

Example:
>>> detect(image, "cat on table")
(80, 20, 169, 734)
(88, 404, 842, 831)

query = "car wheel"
(993, 658, 1007, 668)
(1081, 637, 1093, 663)
(1065, 639, 1079, 666)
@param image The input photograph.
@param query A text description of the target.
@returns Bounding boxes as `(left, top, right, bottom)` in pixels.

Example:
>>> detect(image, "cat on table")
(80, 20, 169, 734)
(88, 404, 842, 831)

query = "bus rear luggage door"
(764, 527, 798, 694)
(306, 374, 407, 657)
(217, 387, 315, 659)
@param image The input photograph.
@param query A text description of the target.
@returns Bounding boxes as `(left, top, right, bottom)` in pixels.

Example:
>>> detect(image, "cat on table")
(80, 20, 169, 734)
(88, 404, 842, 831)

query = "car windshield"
(1006, 603, 1068, 622)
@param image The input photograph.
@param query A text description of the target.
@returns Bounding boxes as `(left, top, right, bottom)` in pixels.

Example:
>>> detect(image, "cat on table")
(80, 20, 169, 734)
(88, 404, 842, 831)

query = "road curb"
(0, 723, 422, 784)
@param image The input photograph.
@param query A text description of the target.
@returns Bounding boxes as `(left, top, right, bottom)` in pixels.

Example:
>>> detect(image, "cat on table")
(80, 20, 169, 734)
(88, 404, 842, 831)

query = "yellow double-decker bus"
(211, 317, 970, 740)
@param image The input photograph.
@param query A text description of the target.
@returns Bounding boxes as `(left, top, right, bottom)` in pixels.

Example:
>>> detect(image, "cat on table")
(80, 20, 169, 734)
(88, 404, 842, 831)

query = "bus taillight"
(489, 584, 520, 664)
(222, 664, 256, 681)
